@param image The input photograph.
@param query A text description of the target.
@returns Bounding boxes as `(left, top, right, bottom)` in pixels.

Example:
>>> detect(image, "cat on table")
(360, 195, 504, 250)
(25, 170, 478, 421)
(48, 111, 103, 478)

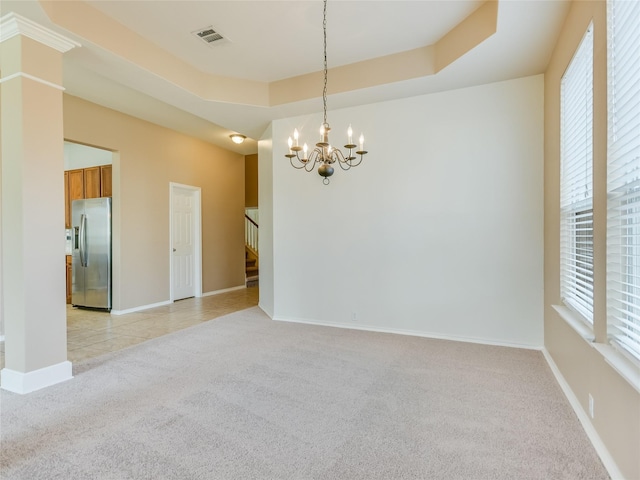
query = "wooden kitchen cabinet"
(66, 255, 72, 304)
(100, 165, 112, 197)
(84, 166, 101, 199)
(64, 164, 112, 227)
(66, 169, 85, 228)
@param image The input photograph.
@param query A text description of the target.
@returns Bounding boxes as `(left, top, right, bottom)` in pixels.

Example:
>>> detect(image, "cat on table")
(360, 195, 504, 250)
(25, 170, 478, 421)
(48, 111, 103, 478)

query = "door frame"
(169, 182, 203, 301)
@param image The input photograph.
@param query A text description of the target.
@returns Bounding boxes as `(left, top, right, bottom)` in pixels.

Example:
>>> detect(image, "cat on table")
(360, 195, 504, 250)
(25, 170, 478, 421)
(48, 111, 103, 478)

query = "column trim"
(0, 12, 80, 52)
(0, 71, 65, 91)
(1, 361, 73, 394)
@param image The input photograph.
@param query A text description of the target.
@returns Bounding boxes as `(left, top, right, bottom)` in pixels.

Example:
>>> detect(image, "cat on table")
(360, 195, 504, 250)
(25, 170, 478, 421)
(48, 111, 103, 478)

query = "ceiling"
(1, 1, 570, 155)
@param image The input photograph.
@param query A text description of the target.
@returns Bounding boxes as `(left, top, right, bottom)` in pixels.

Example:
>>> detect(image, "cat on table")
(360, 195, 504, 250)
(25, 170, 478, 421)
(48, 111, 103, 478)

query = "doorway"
(64, 141, 115, 306)
(170, 183, 202, 301)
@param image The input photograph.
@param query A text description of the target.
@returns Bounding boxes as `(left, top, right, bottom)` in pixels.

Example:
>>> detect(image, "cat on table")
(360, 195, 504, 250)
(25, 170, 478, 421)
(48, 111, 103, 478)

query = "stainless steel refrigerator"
(71, 197, 112, 310)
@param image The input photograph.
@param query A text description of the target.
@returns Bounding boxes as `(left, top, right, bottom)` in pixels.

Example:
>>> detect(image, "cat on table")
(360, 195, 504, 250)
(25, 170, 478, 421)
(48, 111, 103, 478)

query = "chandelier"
(285, 0, 368, 185)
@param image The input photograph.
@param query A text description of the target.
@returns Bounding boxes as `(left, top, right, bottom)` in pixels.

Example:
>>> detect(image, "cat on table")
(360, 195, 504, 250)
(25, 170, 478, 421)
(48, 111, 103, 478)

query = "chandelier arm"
(306, 148, 324, 172)
(332, 149, 352, 171)
(289, 155, 308, 170)
(347, 154, 365, 168)
(338, 158, 355, 171)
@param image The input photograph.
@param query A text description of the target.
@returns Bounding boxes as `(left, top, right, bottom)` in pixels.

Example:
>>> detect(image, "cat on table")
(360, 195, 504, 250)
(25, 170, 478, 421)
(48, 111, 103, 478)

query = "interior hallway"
(0, 287, 259, 370)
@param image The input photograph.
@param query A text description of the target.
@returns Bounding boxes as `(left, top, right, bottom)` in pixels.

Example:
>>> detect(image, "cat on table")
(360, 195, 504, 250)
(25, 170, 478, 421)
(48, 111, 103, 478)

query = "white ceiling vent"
(192, 26, 228, 46)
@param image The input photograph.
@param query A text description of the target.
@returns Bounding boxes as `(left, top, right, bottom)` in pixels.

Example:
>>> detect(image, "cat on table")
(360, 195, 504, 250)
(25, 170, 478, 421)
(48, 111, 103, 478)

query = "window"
(607, 0, 640, 362)
(560, 25, 594, 324)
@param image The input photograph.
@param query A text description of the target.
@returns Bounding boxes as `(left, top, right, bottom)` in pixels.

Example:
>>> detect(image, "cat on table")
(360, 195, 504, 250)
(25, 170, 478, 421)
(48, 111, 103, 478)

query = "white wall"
(266, 75, 544, 348)
(258, 124, 274, 318)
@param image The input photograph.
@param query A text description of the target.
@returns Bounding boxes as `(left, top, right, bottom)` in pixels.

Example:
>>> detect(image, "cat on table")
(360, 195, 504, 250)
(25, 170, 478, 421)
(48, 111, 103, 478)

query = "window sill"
(552, 304, 640, 394)
(592, 343, 640, 394)
(552, 305, 595, 342)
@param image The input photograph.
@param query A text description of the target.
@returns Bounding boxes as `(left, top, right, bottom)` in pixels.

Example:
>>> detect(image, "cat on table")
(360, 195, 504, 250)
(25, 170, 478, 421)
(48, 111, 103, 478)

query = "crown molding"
(0, 12, 80, 52)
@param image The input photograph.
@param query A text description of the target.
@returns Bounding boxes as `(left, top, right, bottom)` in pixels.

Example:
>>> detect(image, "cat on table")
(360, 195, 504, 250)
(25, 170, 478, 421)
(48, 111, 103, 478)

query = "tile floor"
(0, 286, 259, 369)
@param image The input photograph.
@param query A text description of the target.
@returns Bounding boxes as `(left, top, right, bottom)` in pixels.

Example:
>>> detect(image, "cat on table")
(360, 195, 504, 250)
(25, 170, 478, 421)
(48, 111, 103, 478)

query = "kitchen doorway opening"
(64, 141, 117, 309)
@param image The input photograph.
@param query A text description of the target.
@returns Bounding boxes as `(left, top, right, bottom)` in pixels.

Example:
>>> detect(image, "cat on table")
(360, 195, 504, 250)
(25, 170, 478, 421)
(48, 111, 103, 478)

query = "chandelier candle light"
(285, 0, 368, 185)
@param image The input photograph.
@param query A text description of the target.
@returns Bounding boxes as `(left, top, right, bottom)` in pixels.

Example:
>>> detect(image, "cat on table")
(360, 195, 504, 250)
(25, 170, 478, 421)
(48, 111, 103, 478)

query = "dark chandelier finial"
(285, 0, 368, 185)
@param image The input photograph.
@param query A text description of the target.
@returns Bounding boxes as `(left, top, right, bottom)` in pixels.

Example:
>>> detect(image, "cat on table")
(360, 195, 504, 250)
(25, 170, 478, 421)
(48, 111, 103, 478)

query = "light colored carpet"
(1, 307, 608, 479)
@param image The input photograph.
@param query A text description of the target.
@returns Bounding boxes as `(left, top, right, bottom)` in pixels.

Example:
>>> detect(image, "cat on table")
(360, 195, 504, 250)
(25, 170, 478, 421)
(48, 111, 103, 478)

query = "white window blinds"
(607, 0, 640, 362)
(560, 25, 594, 323)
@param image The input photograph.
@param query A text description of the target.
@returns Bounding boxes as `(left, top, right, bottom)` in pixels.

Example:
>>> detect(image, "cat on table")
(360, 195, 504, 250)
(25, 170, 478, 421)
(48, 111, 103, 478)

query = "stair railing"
(245, 214, 258, 256)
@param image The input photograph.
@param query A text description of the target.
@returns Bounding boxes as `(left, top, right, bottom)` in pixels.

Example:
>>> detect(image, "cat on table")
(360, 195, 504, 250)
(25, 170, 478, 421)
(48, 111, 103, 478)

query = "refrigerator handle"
(79, 214, 87, 267)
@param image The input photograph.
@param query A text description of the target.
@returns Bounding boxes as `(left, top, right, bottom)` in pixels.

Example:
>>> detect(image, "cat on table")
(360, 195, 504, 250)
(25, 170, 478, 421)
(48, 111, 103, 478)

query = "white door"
(172, 187, 196, 300)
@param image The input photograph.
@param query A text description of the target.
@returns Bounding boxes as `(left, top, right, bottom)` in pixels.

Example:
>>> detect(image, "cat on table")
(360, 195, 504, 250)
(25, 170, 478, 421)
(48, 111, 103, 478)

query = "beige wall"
(245, 154, 258, 208)
(544, 1, 640, 479)
(63, 95, 245, 311)
(0, 80, 3, 338)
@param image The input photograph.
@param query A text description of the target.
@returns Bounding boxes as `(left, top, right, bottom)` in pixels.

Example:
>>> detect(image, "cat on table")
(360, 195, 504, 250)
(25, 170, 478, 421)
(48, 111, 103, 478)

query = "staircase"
(245, 250, 259, 287)
(245, 208, 259, 287)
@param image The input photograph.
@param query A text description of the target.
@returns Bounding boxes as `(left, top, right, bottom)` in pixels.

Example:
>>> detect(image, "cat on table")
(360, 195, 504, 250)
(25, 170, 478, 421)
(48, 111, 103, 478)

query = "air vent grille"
(193, 26, 225, 45)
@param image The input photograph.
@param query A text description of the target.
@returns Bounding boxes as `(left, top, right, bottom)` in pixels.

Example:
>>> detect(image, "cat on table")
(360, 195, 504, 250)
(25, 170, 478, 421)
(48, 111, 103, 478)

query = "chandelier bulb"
(293, 128, 299, 146)
(303, 143, 308, 160)
(287, 136, 293, 154)
(359, 134, 365, 151)
(348, 124, 353, 144)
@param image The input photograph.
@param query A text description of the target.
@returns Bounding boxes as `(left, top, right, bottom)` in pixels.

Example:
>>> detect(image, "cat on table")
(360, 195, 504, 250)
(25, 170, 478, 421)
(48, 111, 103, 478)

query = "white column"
(0, 14, 80, 394)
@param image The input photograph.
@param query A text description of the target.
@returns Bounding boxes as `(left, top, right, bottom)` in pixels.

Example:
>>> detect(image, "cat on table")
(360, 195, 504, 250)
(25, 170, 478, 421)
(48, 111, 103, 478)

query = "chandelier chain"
(322, 0, 328, 127)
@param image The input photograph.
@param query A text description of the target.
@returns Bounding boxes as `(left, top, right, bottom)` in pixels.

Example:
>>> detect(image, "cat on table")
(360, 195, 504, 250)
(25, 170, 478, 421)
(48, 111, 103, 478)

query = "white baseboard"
(110, 300, 172, 316)
(272, 315, 542, 350)
(202, 285, 246, 297)
(258, 303, 274, 319)
(110, 286, 246, 315)
(1, 361, 73, 394)
(542, 349, 624, 480)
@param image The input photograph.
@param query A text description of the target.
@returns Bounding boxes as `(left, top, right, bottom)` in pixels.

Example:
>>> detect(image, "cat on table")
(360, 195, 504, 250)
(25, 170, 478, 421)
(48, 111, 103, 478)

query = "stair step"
(245, 248, 259, 287)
